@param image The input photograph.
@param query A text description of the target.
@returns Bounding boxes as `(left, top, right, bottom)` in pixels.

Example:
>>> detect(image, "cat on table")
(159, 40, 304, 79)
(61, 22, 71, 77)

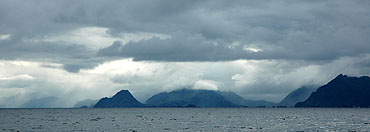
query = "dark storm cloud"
(0, 0, 207, 72)
(0, 37, 100, 72)
(60, 57, 113, 73)
(97, 34, 265, 61)
(96, 0, 370, 62)
(1, 0, 370, 63)
(0, 39, 90, 59)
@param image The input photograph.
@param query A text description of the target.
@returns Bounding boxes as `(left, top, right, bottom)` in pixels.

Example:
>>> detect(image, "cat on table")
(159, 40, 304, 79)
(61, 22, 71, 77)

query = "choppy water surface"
(0, 108, 370, 131)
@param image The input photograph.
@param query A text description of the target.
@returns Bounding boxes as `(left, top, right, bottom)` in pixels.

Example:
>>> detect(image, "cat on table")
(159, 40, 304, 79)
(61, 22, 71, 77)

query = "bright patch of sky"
(0, 34, 10, 40)
(23, 27, 170, 50)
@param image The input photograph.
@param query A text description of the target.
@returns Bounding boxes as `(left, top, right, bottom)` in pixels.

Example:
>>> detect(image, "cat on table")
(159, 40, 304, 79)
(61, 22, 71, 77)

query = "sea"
(0, 108, 369, 132)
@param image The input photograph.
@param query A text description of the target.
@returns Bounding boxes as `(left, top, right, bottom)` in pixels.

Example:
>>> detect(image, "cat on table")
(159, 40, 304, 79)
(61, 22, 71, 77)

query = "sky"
(1, 0, 370, 107)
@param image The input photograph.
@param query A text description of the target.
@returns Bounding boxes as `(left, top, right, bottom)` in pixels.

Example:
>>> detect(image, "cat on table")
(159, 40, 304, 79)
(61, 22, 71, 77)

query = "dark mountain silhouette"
(279, 86, 317, 107)
(94, 90, 145, 108)
(145, 89, 275, 107)
(295, 74, 370, 107)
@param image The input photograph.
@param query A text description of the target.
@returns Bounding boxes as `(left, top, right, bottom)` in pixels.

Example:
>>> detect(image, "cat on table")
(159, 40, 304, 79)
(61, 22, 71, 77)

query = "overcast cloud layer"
(0, 0, 370, 107)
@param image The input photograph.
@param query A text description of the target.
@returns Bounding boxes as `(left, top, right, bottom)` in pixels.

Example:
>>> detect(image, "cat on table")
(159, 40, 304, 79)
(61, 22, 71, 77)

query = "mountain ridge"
(295, 74, 370, 107)
(145, 89, 276, 107)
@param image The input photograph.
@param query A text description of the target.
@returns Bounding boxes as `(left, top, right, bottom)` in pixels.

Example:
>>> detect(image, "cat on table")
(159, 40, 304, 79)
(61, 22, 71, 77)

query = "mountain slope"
(145, 89, 276, 107)
(279, 86, 317, 107)
(295, 74, 370, 107)
(94, 90, 145, 108)
(145, 89, 238, 107)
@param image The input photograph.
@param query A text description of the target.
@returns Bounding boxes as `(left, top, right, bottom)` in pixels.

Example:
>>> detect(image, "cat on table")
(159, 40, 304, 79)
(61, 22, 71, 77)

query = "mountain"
(21, 96, 61, 108)
(74, 99, 98, 108)
(145, 89, 276, 107)
(94, 90, 145, 108)
(218, 91, 276, 107)
(145, 89, 238, 107)
(279, 86, 317, 107)
(295, 74, 370, 107)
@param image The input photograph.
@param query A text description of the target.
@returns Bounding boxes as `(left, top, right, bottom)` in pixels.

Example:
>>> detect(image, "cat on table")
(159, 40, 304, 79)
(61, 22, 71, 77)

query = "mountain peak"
(114, 90, 130, 95)
(331, 74, 370, 84)
(337, 73, 344, 77)
(119, 89, 129, 92)
(94, 90, 144, 108)
(334, 74, 347, 80)
(116, 90, 130, 94)
(111, 90, 136, 99)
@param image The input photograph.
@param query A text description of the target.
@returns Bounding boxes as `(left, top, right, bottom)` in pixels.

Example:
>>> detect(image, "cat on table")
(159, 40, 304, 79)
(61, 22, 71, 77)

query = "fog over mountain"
(146, 89, 240, 107)
(21, 97, 62, 108)
(279, 86, 317, 107)
(1, 0, 370, 107)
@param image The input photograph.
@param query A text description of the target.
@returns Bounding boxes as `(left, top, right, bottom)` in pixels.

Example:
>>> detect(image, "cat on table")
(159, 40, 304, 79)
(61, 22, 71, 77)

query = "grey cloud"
(21, 96, 62, 108)
(0, 40, 91, 59)
(94, 0, 370, 62)
(63, 64, 81, 73)
(98, 34, 263, 61)
(61, 58, 110, 73)
(2, 0, 370, 63)
(0, 38, 99, 73)
(0, 80, 32, 88)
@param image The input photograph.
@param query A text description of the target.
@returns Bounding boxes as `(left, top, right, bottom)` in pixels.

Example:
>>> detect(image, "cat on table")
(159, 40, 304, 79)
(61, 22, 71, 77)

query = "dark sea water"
(0, 108, 369, 132)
